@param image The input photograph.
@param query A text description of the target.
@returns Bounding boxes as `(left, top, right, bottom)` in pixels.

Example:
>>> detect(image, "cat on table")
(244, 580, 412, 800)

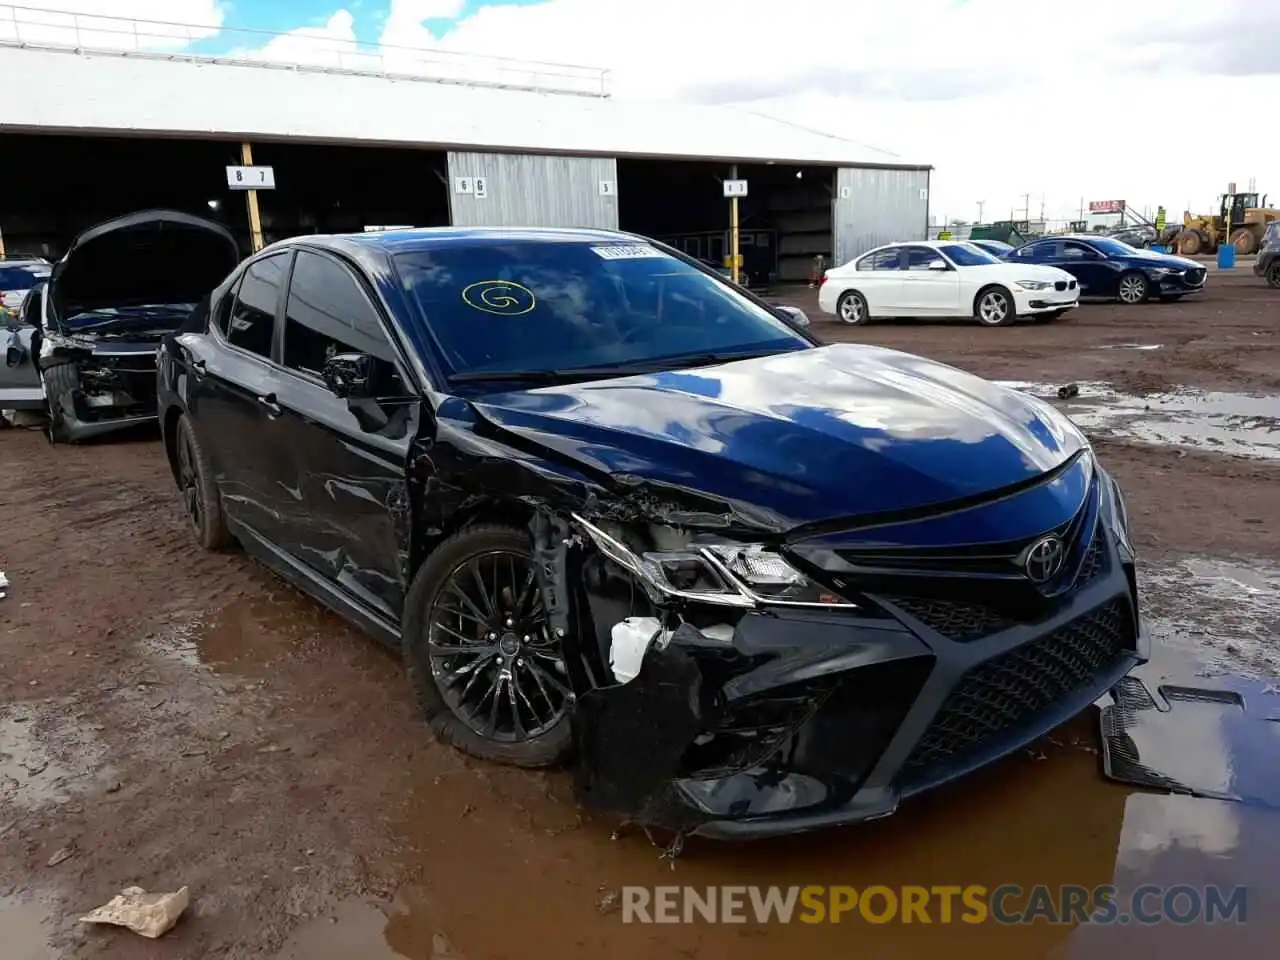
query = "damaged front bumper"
(559, 501, 1146, 840)
(41, 340, 162, 442)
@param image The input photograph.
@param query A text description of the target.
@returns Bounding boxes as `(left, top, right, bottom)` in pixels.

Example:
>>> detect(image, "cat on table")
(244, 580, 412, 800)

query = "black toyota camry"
(158, 227, 1145, 839)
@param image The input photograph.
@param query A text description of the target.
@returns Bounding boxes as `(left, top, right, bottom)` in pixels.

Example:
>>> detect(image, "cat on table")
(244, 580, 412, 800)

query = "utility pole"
(729, 163, 740, 286)
(1021, 193, 1031, 221)
(976, 200, 985, 224)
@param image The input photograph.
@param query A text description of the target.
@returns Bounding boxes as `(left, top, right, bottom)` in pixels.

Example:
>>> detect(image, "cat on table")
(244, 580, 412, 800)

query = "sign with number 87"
(226, 165, 277, 190)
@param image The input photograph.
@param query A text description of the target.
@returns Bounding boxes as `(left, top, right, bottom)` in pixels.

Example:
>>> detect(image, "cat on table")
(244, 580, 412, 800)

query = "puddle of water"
(144, 591, 355, 676)
(273, 899, 414, 960)
(1141, 556, 1280, 678)
(999, 380, 1280, 460)
(0, 705, 109, 810)
(1097, 343, 1164, 351)
(0, 894, 56, 960)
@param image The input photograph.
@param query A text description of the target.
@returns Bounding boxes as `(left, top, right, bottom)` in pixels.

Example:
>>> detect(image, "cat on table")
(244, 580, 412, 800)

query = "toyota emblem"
(1024, 535, 1066, 584)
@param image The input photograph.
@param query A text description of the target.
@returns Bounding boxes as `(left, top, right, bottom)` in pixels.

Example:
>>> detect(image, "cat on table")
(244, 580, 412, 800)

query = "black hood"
(50, 210, 240, 322)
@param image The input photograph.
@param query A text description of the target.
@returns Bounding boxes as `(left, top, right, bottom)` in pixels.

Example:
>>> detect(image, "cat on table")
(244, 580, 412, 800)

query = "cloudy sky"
(8, 0, 1280, 222)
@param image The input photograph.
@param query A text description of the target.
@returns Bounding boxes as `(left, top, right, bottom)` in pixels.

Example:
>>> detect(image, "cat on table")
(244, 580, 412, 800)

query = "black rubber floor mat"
(1100, 675, 1280, 805)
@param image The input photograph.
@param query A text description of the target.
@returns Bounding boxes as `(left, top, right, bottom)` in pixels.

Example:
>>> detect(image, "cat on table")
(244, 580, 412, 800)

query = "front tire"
(1267, 262, 1280, 289)
(42, 361, 78, 443)
(974, 286, 1016, 326)
(402, 525, 572, 768)
(1117, 272, 1149, 305)
(835, 290, 870, 325)
(176, 413, 232, 551)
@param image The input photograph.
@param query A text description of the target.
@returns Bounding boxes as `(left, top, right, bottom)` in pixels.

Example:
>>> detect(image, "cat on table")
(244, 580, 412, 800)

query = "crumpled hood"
(50, 210, 240, 325)
(470, 343, 1086, 529)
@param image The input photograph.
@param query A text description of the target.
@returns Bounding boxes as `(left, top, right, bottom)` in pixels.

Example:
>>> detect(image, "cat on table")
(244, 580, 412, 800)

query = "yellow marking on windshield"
(461, 280, 536, 316)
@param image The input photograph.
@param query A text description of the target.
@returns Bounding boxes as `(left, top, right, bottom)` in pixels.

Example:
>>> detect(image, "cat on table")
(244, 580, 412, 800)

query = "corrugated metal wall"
(832, 167, 931, 266)
(446, 152, 619, 229)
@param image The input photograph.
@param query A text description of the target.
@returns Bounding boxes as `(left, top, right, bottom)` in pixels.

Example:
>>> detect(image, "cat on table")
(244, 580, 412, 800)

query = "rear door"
(899, 245, 961, 315)
(185, 251, 295, 548)
(852, 246, 905, 315)
(270, 248, 420, 622)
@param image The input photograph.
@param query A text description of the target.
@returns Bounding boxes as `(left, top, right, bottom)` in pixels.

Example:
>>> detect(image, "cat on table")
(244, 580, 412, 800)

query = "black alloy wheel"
(405, 526, 573, 766)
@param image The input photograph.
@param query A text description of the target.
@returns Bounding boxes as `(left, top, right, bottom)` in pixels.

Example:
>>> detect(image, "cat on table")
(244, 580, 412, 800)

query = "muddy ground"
(2, 269, 1278, 958)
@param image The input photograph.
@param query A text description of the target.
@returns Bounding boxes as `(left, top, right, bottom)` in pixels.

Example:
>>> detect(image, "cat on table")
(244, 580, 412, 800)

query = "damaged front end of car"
(38, 210, 240, 443)
(525, 461, 1144, 842)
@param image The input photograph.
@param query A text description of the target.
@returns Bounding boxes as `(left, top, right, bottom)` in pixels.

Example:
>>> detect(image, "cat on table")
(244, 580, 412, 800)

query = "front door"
(185, 251, 296, 548)
(1058, 241, 1114, 296)
(269, 248, 419, 622)
(899, 245, 961, 314)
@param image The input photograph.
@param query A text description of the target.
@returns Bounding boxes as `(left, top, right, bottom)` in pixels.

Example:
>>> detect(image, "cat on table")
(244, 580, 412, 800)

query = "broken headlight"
(573, 515, 856, 609)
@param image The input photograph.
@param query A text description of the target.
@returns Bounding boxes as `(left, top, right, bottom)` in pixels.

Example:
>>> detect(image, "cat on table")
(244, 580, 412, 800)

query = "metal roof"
(0, 29, 924, 169)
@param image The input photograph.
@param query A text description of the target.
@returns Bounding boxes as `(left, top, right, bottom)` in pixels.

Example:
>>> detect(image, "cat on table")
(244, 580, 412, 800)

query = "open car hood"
(49, 210, 240, 324)
(470, 344, 1087, 531)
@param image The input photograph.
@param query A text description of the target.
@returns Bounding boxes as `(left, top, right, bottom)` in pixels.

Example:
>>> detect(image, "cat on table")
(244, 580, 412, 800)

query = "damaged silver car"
(31, 210, 240, 442)
(159, 227, 1147, 840)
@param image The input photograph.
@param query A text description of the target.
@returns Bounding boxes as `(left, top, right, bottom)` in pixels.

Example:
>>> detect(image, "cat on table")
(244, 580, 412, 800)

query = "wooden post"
(729, 163, 741, 285)
(241, 142, 264, 253)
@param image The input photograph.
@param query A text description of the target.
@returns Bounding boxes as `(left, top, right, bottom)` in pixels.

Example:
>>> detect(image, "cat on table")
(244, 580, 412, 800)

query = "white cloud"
(370, 0, 1280, 226)
(0, 1, 223, 50)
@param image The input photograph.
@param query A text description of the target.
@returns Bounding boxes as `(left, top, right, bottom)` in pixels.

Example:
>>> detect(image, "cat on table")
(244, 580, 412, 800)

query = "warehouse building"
(0, 12, 931, 282)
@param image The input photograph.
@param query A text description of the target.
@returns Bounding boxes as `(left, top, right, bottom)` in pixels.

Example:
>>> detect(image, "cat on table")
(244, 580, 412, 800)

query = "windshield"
(0, 263, 50, 290)
(1086, 237, 1141, 257)
(940, 243, 1002, 266)
(394, 241, 811, 379)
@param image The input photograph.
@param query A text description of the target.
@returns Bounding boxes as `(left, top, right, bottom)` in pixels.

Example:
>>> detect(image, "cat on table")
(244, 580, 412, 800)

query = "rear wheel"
(402, 525, 572, 768)
(1268, 262, 1280, 289)
(836, 290, 870, 325)
(176, 413, 232, 550)
(1174, 230, 1202, 256)
(1117, 272, 1149, 305)
(974, 286, 1016, 326)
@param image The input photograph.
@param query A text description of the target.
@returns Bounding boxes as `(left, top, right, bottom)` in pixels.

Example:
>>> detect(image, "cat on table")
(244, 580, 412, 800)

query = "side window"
(904, 247, 940, 270)
(1061, 243, 1092, 260)
(283, 250, 404, 391)
(226, 253, 287, 358)
(1015, 245, 1038, 258)
(211, 277, 240, 337)
(856, 247, 901, 271)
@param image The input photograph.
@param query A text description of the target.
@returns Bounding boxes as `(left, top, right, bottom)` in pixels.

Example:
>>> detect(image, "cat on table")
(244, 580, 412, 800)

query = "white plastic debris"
(609, 617, 664, 684)
(79, 886, 190, 939)
(0, 570, 9, 600)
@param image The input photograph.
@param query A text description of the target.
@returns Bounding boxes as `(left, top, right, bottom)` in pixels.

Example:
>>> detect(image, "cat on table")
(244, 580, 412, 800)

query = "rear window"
(939, 243, 1001, 266)
(393, 241, 809, 377)
(0, 263, 50, 290)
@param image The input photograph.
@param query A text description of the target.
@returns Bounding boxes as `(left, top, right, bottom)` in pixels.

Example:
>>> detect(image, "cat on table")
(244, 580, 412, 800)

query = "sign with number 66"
(226, 165, 276, 190)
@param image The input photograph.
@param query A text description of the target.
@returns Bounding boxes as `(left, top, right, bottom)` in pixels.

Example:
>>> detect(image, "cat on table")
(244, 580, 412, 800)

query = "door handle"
(257, 393, 282, 417)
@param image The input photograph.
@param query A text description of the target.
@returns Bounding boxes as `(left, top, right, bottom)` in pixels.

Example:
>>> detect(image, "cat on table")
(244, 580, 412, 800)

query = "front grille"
(1186, 268, 1206, 286)
(1054, 281, 1067, 291)
(1075, 529, 1107, 586)
(1069, 280, 1077, 289)
(902, 599, 1132, 771)
(883, 596, 1014, 642)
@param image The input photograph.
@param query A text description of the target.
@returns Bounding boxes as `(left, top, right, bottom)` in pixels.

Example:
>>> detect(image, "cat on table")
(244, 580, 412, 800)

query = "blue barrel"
(1218, 244, 1236, 269)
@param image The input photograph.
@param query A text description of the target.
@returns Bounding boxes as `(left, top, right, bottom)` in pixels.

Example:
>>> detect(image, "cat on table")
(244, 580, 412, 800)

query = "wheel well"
(161, 405, 183, 483)
(411, 496, 536, 578)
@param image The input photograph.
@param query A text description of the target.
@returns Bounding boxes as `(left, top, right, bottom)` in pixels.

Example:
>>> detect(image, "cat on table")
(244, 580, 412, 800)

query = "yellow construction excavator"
(1174, 191, 1280, 256)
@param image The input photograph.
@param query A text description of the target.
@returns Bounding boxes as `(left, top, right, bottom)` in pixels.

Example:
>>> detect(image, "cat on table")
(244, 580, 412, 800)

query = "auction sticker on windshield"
(590, 245, 668, 260)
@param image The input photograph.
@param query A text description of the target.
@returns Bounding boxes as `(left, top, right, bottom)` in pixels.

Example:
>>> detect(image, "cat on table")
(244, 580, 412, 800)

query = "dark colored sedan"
(1006, 234, 1207, 304)
(967, 239, 1014, 257)
(158, 227, 1145, 839)
(1255, 222, 1280, 288)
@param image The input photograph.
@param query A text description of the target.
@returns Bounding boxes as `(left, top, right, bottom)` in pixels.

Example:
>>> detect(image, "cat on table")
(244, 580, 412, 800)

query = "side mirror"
(774, 304, 810, 327)
(927, 258, 948, 271)
(322, 352, 373, 399)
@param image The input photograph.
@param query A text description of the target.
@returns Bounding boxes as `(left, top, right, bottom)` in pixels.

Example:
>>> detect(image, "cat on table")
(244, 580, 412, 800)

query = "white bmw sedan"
(818, 240, 1080, 327)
